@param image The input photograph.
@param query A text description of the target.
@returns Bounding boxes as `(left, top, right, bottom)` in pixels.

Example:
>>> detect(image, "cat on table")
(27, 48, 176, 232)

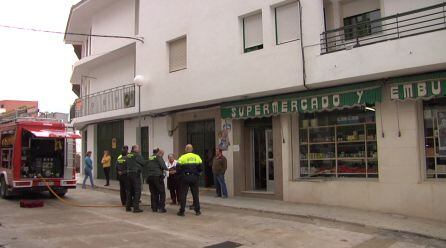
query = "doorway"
(186, 119, 215, 187)
(247, 118, 274, 192)
(97, 121, 124, 180)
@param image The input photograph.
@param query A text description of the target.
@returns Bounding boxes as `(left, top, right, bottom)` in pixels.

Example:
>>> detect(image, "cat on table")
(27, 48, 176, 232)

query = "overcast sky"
(0, 0, 80, 113)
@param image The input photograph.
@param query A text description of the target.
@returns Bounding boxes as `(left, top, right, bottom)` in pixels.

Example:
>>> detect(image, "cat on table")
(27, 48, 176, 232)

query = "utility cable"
(0, 24, 144, 43)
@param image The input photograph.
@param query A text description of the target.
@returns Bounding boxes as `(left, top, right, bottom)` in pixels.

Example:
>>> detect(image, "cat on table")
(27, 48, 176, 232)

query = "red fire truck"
(0, 110, 80, 198)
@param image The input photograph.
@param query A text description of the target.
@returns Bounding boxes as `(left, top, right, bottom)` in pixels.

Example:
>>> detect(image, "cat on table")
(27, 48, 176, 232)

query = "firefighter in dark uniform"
(146, 148, 168, 213)
(126, 145, 146, 213)
(176, 144, 203, 216)
(116, 145, 129, 206)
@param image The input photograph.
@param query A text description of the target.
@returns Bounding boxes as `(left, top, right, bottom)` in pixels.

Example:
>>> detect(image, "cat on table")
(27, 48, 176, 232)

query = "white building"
(65, 0, 446, 221)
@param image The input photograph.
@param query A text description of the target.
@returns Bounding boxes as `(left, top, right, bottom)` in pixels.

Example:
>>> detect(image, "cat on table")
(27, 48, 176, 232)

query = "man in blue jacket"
(82, 151, 95, 189)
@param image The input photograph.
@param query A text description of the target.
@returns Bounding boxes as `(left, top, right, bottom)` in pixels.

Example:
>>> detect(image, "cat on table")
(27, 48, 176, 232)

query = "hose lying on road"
(39, 177, 150, 208)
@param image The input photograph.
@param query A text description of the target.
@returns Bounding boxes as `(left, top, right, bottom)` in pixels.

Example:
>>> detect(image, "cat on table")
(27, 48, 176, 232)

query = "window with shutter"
(275, 2, 300, 45)
(243, 13, 263, 53)
(169, 37, 187, 72)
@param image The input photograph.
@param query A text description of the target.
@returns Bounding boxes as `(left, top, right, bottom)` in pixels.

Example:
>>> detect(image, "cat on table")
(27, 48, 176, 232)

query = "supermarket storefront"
(222, 71, 446, 220)
(221, 82, 382, 198)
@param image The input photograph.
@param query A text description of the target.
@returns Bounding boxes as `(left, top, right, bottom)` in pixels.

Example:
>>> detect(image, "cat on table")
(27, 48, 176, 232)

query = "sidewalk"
(77, 177, 446, 241)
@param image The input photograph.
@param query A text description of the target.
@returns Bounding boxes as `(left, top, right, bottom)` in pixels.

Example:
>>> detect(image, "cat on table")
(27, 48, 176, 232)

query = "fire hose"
(39, 176, 150, 208)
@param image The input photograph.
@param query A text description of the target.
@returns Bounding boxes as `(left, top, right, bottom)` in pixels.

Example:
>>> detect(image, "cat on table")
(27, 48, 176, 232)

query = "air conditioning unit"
(123, 92, 135, 108)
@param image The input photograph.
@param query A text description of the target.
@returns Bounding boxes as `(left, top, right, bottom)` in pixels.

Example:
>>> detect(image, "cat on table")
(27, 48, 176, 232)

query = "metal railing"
(72, 84, 135, 118)
(321, 2, 446, 54)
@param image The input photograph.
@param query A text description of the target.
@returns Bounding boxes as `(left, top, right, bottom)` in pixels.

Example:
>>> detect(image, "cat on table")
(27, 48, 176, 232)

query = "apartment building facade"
(65, 0, 446, 220)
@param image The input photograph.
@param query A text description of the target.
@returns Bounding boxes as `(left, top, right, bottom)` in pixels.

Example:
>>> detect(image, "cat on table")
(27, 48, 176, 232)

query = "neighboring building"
(65, 0, 446, 221)
(0, 100, 38, 114)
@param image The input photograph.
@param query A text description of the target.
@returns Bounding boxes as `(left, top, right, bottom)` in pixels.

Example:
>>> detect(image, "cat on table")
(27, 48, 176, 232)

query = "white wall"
(87, 52, 135, 93)
(303, 0, 446, 88)
(150, 116, 174, 158)
(136, 0, 303, 113)
(91, 0, 136, 55)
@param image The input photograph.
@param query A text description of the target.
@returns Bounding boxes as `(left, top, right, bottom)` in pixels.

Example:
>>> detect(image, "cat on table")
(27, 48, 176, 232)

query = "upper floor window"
(275, 2, 300, 45)
(169, 36, 187, 72)
(243, 12, 263, 53)
(343, 9, 381, 40)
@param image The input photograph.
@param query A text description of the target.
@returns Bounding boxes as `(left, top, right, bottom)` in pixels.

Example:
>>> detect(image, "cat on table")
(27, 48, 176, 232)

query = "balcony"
(72, 84, 135, 118)
(320, 2, 446, 54)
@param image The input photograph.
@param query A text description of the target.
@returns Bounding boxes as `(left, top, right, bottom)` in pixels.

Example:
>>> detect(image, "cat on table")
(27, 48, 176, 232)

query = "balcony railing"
(72, 84, 135, 118)
(320, 2, 446, 54)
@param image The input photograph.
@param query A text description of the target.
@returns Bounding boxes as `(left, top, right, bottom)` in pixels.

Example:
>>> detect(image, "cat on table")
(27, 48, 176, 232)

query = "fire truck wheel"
(0, 177, 10, 199)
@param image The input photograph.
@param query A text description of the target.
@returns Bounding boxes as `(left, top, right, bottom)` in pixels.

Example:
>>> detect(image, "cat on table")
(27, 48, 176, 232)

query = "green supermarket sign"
(221, 84, 382, 119)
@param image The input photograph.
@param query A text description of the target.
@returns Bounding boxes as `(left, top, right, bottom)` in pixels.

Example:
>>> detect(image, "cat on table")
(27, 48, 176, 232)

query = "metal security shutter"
(169, 37, 187, 72)
(243, 13, 263, 49)
(276, 2, 300, 44)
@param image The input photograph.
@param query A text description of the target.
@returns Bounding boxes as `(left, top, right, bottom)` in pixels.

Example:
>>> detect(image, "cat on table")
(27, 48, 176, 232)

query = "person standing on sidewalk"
(166, 153, 179, 205)
(101, 150, 111, 186)
(212, 148, 228, 198)
(147, 148, 168, 213)
(126, 145, 146, 213)
(82, 151, 95, 189)
(176, 144, 203, 217)
(116, 146, 129, 206)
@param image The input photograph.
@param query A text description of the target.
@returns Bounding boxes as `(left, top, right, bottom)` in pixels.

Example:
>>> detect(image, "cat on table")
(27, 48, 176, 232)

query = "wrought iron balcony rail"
(320, 2, 446, 54)
(72, 84, 135, 118)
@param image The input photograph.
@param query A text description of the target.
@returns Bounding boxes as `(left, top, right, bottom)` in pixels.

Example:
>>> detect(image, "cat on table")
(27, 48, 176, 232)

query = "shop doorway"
(97, 120, 124, 180)
(247, 118, 274, 192)
(186, 120, 215, 187)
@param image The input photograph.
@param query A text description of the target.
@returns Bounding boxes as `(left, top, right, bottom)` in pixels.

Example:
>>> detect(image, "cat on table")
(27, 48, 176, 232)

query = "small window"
(169, 37, 187, 72)
(275, 2, 300, 45)
(343, 10, 381, 40)
(243, 12, 263, 53)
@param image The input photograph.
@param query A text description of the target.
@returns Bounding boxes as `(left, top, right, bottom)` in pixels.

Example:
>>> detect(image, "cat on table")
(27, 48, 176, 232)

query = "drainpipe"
(298, 0, 309, 90)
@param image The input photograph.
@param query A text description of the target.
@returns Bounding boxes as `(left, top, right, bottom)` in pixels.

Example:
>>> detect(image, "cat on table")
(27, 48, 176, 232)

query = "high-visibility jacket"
(115, 154, 128, 173)
(177, 153, 203, 175)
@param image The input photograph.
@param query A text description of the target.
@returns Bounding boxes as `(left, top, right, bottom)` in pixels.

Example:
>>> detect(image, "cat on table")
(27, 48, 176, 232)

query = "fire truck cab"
(0, 115, 80, 198)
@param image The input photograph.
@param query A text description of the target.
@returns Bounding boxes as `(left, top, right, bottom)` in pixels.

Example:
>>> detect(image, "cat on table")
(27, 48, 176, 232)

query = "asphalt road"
(0, 188, 445, 248)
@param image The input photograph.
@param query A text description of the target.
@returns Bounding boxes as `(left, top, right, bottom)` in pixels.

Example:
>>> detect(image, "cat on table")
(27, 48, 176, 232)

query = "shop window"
(275, 1, 300, 45)
(298, 107, 378, 178)
(168, 36, 187, 72)
(343, 10, 381, 40)
(243, 12, 263, 53)
(423, 98, 446, 179)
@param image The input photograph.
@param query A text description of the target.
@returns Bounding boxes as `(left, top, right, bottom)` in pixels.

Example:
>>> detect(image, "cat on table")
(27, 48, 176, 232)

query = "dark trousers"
(126, 172, 142, 210)
(118, 174, 128, 206)
(147, 176, 166, 211)
(103, 167, 110, 185)
(179, 174, 200, 213)
(167, 174, 179, 204)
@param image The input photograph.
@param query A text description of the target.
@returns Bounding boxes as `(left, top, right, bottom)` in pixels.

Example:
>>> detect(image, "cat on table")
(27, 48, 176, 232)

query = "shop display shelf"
(337, 140, 366, 143)
(337, 157, 365, 160)
(308, 141, 336, 145)
(309, 158, 336, 161)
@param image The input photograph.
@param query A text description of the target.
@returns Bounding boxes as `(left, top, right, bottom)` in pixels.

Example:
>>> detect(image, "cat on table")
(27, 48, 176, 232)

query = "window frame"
(274, 1, 300, 45)
(168, 36, 187, 73)
(422, 98, 446, 180)
(343, 9, 382, 41)
(242, 12, 264, 53)
(297, 107, 379, 180)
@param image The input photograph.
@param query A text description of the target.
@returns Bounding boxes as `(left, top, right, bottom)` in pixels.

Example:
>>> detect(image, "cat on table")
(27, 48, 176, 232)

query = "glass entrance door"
(251, 127, 274, 192)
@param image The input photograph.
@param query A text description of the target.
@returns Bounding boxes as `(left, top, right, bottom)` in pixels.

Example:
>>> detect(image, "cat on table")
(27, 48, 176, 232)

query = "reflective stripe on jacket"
(177, 153, 203, 175)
